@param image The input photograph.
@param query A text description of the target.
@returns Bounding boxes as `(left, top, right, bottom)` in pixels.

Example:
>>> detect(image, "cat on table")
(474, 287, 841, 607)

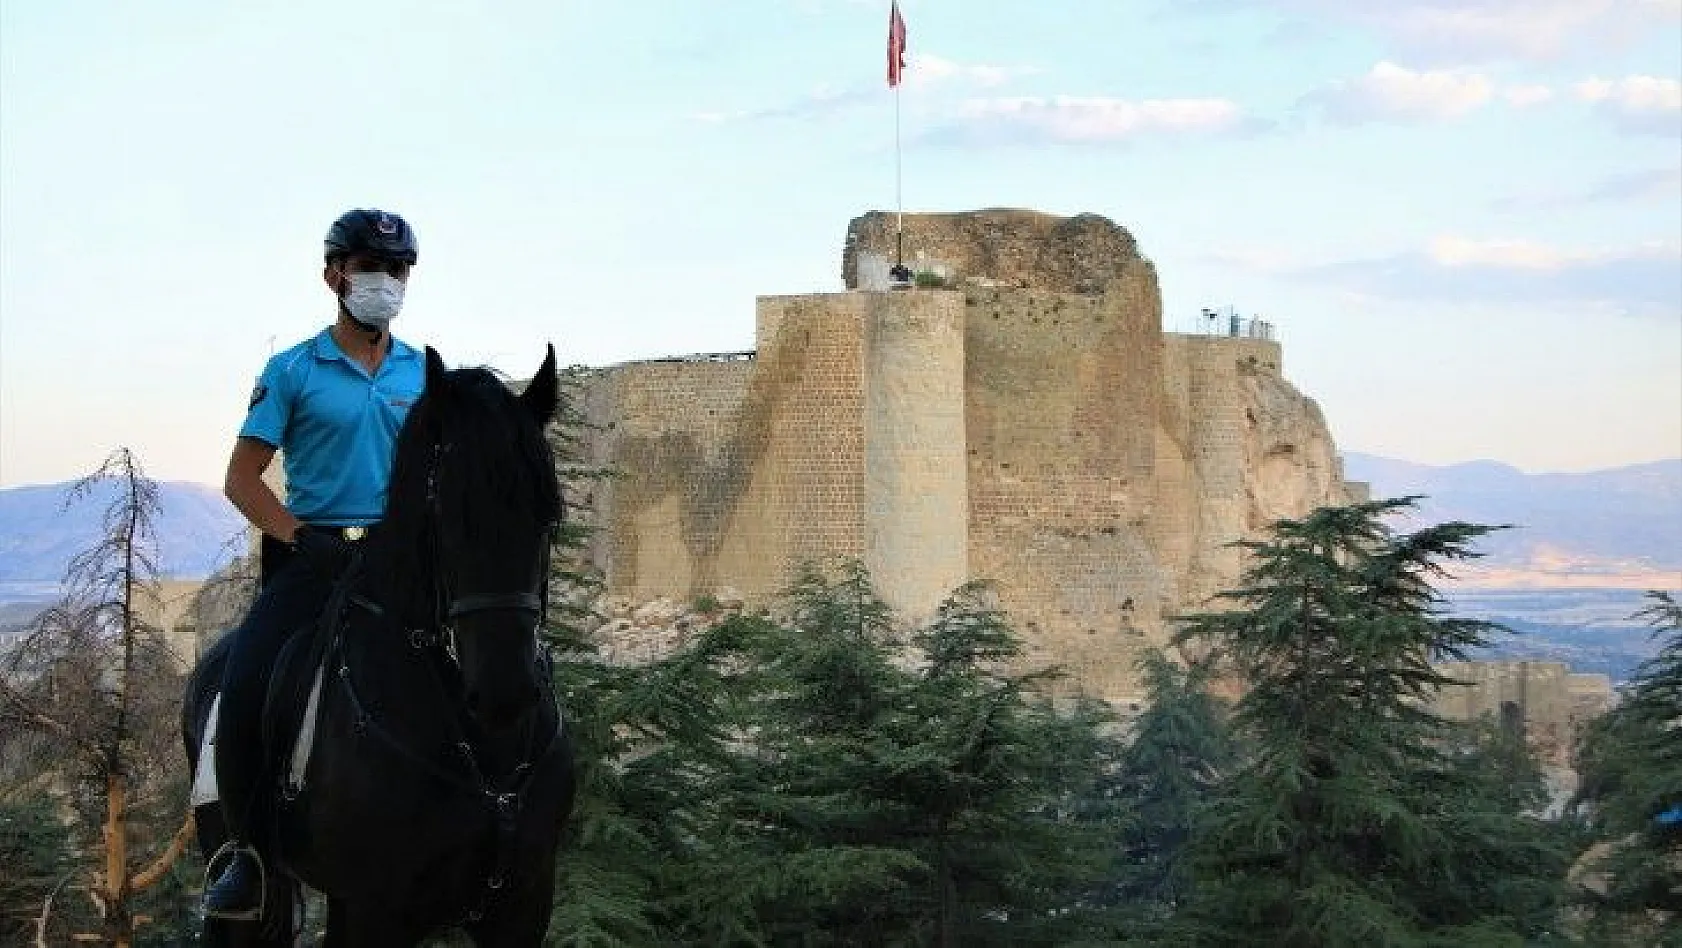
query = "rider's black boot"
(204, 685, 268, 921)
(202, 846, 264, 920)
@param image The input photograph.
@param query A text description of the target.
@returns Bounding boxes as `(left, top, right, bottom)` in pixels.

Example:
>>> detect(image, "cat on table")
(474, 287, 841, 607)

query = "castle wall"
(1161, 336, 1280, 605)
(581, 359, 759, 601)
(1151, 341, 1197, 612)
(579, 292, 1359, 697)
(752, 296, 870, 574)
(962, 279, 1163, 697)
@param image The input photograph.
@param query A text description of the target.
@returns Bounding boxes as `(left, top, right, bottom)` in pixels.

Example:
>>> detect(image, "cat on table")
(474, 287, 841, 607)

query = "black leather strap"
(447, 592, 542, 619)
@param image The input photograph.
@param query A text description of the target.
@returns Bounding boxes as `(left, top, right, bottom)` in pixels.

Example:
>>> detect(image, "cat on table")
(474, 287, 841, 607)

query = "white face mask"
(342, 271, 405, 330)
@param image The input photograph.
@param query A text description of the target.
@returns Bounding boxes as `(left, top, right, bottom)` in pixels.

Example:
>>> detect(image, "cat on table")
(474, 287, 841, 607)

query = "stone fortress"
(575, 209, 1368, 699)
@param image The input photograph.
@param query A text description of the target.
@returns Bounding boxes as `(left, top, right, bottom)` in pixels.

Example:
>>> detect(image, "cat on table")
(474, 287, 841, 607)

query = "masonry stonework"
(1431, 660, 1613, 766)
(864, 291, 969, 623)
(577, 209, 1365, 698)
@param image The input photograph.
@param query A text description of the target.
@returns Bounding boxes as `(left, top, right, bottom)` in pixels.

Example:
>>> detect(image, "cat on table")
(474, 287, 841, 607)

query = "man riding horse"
(203, 208, 425, 919)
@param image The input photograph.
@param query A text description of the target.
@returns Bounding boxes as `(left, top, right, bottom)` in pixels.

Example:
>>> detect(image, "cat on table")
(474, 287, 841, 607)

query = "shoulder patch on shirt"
(248, 382, 268, 410)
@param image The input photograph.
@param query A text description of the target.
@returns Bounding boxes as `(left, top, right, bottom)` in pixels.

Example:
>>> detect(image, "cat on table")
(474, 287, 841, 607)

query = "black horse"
(182, 345, 577, 946)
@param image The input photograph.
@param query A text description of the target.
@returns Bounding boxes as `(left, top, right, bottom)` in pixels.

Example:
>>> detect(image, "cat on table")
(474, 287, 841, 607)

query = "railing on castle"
(1170, 307, 1275, 341)
(632, 350, 756, 365)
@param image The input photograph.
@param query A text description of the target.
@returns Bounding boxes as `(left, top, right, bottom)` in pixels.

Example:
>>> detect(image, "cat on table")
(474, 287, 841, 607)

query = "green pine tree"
(1169, 497, 1571, 947)
(1103, 649, 1236, 937)
(0, 795, 83, 944)
(539, 364, 761, 947)
(1403, 712, 1574, 944)
(1568, 590, 1682, 946)
(673, 563, 1126, 946)
(901, 579, 1123, 946)
(700, 559, 929, 947)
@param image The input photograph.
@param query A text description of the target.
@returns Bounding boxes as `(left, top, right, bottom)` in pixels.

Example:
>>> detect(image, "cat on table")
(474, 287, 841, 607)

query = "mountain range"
(1, 454, 1677, 586)
(1, 456, 1677, 679)
(0, 479, 247, 583)
(1340, 453, 1681, 588)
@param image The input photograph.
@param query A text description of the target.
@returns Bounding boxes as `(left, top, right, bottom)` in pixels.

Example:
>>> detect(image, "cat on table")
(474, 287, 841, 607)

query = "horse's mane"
(368, 365, 561, 618)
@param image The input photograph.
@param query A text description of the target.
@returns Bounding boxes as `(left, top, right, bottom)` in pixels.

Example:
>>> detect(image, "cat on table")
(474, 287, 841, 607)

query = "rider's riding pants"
(214, 540, 332, 842)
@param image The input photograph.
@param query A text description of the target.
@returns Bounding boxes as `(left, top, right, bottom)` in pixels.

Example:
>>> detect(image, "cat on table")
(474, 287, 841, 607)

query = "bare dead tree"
(0, 448, 195, 947)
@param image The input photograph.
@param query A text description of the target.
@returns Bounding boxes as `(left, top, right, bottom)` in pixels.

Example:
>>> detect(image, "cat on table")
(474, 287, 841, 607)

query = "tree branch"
(130, 812, 196, 893)
(0, 681, 84, 749)
(35, 873, 72, 948)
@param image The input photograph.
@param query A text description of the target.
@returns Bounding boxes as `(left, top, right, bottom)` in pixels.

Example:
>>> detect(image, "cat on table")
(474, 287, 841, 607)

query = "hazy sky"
(2, 0, 1678, 489)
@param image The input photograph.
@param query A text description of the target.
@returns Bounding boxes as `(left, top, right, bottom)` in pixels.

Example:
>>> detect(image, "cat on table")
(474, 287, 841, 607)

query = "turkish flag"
(888, 0, 907, 87)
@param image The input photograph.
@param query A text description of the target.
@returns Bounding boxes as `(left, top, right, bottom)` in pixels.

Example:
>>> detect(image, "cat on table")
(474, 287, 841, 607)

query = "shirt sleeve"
(237, 356, 291, 448)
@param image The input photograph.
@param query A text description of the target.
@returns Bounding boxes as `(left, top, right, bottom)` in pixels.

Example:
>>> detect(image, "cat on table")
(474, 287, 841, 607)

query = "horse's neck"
(346, 524, 552, 784)
(332, 585, 454, 739)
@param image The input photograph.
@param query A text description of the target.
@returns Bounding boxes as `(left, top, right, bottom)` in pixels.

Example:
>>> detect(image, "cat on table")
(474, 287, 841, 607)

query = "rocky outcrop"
(586, 587, 747, 665)
(843, 209, 1145, 294)
(1241, 360, 1353, 531)
(187, 556, 258, 650)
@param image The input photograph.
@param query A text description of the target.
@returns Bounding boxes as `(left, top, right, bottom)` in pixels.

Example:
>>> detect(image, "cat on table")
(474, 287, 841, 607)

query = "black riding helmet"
(324, 209, 418, 265)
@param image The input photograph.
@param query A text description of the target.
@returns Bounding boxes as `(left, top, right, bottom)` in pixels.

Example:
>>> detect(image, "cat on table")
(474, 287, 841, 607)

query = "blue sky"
(1, 0, 1678, 488)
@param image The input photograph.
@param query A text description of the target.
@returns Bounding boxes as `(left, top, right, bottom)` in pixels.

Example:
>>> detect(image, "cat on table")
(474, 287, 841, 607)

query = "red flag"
(887, 0, 907, 87)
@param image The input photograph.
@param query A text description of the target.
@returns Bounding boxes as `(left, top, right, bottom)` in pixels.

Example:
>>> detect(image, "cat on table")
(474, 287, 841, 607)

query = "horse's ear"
(518, 343, 558, 427)
(425, 346, 448, 392)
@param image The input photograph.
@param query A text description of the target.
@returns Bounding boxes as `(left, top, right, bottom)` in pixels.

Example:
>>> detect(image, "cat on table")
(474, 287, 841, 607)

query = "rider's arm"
(224, 436, 302, 543)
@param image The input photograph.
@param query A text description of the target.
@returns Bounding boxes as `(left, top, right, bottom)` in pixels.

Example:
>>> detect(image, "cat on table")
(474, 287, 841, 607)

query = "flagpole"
(895, 78, 903, 268)
(888, 0, 906, 273)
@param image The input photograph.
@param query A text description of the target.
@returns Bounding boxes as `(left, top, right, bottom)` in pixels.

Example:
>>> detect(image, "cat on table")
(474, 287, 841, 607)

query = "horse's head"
(382, 344, 562, 734)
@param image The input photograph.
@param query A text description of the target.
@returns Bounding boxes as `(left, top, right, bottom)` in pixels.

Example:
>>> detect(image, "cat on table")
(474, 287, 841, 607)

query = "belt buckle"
(343, 526, 368, 542)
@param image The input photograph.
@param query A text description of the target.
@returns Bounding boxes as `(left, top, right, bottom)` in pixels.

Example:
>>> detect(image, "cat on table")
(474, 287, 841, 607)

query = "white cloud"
(1492, 166, 1682, 209)
(1299, 61, 1496, 123)
(1503, 84, 1555, 107)
(1208, 236, 1681, 315)
(1301, 237, 1682, 315)
(1195, 0, 1680, 64)
(1426, 236, 1607, 268)
(1574, 75, 1682, 134)
(907, 54, 1037, 88)
(693, 53, 1035, 123)
(693, 85, 874, 123)
(1298, 63, 1678, 128)
(927, 95, 1263, 144)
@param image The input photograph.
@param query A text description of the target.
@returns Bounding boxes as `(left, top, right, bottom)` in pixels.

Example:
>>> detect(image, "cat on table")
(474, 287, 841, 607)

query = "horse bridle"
(421, 441, 554, 646)
(414, 437, 563, 923)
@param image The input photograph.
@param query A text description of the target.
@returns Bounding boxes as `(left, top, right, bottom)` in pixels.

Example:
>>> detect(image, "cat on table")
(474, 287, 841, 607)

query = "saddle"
(189, 576, 353, 813)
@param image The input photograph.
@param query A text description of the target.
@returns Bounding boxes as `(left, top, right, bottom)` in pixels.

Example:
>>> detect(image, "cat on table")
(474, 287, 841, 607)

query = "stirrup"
(202, 839, 267, 922)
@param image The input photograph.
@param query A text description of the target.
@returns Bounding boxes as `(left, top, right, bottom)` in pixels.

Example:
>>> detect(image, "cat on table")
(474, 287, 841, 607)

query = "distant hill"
(0, 479, 247, 583)
(1341, 454, 1682, 587)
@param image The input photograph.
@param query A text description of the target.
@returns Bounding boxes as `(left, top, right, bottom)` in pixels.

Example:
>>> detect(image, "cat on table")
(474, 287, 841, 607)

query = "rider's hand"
(291, 524, 352, 580)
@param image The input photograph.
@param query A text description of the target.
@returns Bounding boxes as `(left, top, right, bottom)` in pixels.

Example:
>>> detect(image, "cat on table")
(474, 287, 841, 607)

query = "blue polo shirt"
(238, 328, 425, 526)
